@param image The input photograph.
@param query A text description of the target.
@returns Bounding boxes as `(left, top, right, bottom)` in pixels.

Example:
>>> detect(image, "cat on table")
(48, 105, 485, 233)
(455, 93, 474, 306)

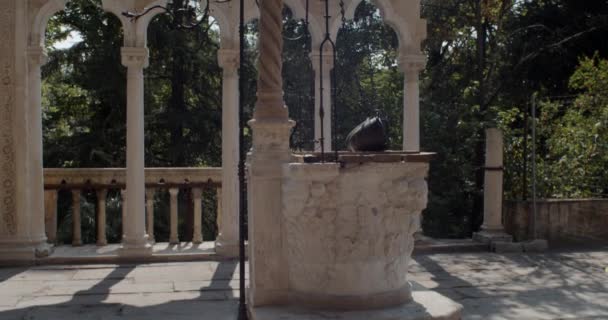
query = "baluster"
(192, 188, 203, 244)
(169, 188, 179, 244)
(216, 186, 222, 239)
(146, 188, 156, 243)
(121, 189, 127, 241)
(96, 189, 108, 246)
(44, 189, 58, 244)
(71, 189, 82, 246)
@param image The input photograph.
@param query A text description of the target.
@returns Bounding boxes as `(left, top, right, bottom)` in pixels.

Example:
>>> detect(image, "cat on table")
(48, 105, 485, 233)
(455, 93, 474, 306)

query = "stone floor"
(1, 249, 607, 320)
(38, 242, 219, 265)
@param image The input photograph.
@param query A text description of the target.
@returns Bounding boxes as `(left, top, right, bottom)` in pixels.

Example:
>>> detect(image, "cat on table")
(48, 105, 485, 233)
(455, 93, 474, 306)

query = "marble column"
(26, 46, 50, 248)
(310, 51, 333, 152)
(248, 0, 295, 307)
(120, 47, 152, 256)
(216, 48, 240, 256)
(399, 54, 426, 237)
(0, 0, 66, 263)
(474, 128, 513, 244)
(399, 54, 426, 152)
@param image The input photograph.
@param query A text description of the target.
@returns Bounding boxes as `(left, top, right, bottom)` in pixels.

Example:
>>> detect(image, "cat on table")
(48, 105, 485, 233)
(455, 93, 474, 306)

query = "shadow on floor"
(414, 253, 608, 319)
(0, 261, 240, 320)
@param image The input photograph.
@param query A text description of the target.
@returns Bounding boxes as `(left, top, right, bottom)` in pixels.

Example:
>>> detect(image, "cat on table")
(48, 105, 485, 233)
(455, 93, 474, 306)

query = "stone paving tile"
(0, 280, 48, 296)
(173, 279, 239, 292)
(36, 281, 175, 296)
(72, 267, 136, 280)
(9, 269, 76, 281)
(0, 295, 22, 307)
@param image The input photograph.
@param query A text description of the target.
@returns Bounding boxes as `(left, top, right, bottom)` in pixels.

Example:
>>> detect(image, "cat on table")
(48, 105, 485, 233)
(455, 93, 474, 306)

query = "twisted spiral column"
(248, 0, 294, 308)
(254, 0, 288, 120)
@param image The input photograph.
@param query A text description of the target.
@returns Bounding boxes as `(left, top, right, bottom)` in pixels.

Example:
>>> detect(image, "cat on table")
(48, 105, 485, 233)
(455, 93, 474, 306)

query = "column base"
(0, 241, 54, 263)
(119, 235, 153, 257)
(215, 239, 241, 257)
(473, 230, 513, 245)
(249, 287, 462, 320)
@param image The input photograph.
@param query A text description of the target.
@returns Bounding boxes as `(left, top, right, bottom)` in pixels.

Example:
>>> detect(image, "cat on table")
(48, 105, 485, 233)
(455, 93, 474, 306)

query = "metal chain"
(340, 0, 347, 25)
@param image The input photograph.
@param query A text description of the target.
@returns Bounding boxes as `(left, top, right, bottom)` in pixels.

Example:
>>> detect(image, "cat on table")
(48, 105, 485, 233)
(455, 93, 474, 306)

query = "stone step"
(413, 238, 489, 255)
(34, 242, 230, 266)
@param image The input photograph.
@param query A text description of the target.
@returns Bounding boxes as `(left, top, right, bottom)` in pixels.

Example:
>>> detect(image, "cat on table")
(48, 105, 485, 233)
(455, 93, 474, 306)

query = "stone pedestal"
(474, 128, 512, 245)
(250, 289, 462, 320)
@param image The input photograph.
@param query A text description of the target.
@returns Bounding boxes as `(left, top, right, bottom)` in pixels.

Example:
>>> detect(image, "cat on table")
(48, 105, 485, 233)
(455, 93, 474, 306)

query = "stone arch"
(283, 0, 322, 44)
(208, 2, 233, 46)
(101, 0, 169, 47)
(29, 0, 69, 46)
(337, 0, 416, 53)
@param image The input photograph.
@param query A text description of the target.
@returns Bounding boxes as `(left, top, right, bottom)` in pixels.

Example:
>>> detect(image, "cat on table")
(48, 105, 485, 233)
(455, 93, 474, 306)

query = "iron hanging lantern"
(121, 0, 223, 30)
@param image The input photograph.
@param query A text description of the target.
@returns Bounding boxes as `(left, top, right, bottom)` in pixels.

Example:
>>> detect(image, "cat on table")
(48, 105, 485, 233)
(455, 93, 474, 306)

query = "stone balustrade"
(43, 168, 222, 247)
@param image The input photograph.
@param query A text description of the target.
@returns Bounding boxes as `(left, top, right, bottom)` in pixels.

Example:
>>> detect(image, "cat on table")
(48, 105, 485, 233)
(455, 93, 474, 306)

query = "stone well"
(248, 153, 463, 320)
(283, 160, 427, 310)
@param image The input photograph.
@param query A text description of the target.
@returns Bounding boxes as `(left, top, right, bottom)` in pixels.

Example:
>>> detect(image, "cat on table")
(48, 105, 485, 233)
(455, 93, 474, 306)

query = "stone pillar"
(71, 189, 82, 246)
(96, 189, 107, 246)
(169, 188, 179, 245)
(192, 188, 203, 244)
(26, 46, 49, 247)
(0, 0, 20, 258)
(248, 0, 295, 307)
(145, 188, 156, 243)
(216, 48, 239, 256)
(120, 47, 152, 256)
(399, 54, 426, 152)
(311, 51, 333, 152)
(44, 190, 58, 244)
(473, 128, 513, 244)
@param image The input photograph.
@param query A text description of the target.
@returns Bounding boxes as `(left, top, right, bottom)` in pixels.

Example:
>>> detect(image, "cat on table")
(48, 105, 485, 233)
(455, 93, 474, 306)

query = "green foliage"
(42, 0, 608, 241)
(539, 56, 608, 197)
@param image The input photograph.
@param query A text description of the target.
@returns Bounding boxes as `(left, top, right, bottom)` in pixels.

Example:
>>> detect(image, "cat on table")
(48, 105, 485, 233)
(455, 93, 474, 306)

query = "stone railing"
(504, 199, 608, 242)
(43, 168, 222, 246)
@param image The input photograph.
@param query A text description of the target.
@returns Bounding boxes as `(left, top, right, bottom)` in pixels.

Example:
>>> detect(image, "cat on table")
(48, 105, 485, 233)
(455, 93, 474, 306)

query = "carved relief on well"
(282, 162, 430, 310)
(0, 0, 17, 236)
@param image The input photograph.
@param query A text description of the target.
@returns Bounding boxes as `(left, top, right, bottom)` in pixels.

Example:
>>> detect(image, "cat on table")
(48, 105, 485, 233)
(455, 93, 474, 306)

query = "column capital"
(27, 46, 48, 66)
(168, 188, 179, 197)
(121, 47, 149, 69)
(145, 188, 156, 200)
(398, 54, 426, 77)
(96, 188, 108, 201)
(191, 187, 203, 199)
(218, 49, 239, 75)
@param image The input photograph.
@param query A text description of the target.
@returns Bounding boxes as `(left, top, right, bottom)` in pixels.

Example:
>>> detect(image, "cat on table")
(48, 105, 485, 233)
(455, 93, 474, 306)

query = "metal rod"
(531, 95, 537, 240)
(237, 0, 247, 318)
(522, 106, 529, 200)
(319, 0, 337, 161)
(332, 36, 338, 161)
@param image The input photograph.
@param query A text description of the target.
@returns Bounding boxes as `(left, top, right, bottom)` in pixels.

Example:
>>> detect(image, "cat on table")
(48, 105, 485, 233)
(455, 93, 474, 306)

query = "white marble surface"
(282, 162, 429, 308)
